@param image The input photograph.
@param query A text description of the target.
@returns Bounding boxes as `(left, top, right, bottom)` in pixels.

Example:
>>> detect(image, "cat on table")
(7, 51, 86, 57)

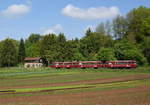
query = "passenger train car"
(50, 60, 137, 69)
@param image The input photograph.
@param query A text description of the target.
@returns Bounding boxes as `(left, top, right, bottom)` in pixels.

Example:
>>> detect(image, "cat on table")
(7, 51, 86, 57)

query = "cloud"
(1, 4, 31, 19)
(62, 4, 120, 20)
(43, 24, 63, 35)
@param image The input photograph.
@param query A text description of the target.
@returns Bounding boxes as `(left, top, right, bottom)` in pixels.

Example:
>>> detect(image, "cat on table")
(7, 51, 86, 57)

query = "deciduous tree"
(0, 39, 18, 67)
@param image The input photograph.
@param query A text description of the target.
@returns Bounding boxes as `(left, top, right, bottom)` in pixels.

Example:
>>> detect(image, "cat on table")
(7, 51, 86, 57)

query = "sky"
(0, 0, 150, 40)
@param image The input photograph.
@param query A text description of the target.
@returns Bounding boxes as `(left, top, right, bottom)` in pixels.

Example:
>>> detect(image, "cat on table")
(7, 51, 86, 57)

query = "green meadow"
(0, 67, 150, 92)
(0, 67, 149, 87)
(0, 67, 150, 105)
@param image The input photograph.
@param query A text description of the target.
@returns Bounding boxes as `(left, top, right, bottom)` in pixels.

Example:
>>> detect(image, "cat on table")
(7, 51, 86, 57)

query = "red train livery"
(50, 60, 137, 69)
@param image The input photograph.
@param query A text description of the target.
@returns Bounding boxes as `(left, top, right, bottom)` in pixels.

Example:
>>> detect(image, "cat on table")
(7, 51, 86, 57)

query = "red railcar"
(78, 61, 102, 69)
(105, 60, 137, 68)
(50, 60, 137, 69)
(50, 61, 80, 69)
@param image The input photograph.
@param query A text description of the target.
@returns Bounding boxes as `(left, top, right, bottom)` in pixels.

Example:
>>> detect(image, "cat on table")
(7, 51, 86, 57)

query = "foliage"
(96, 22, 106, 35)
(114, 40, 147, 65)
(85, 28, 93, 37)
(73, 51, 85, 61)
(26, 42, 41, 57)
(27, 33, 42, 44)
(141, 37, 150, 64)
(113, 15, 127, 40)
(25, 34, 42, 57)
(80, 32, 113, 60)
(56, 33, 67, 61)
(97, 48, 116, 61)
(40, 34, 58, 63)
(0, 39, 18, 67)
(18, 39, 25, 63)
(140, 17, 150, 36)
(96, 21, 112, 36)
(126, 6, 150, 43)
(64, 40, 78, 61)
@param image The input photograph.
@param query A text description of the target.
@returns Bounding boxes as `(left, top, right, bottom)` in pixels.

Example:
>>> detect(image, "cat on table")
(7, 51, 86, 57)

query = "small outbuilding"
(24, 57, 44, 68)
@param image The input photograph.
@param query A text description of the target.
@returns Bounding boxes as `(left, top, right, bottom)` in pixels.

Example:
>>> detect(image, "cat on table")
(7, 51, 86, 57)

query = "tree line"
(0, 6, 150, 67)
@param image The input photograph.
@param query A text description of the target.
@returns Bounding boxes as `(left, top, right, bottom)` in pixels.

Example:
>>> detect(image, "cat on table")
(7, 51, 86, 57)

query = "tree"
(26, 42, 40, 57)
(142, 37, 150, 64)
(105, 21, 112, 36)
(73, 51, 85, 61)
(80, 32, 101, 60)
(96, 22, 106, 35)
(64, 40, 76, 61)
(66, 39, 85, 61)
(56, 33, 67, 61)
(140, 17, 150, 36)
(80, 32, 113, 60)
(126, 6, 150, 43)
(18, 39, 25, 63)
(85, 28, 92, 37)
(40, 34, 58, 63)
(114, 40, 147, 65)
(113, 15, 128, 40)
(0, 39, 18, 67)
(125, 32, 136, 44)
(97, 48, 116, 61)
(25, 33, 42, 58)
(27, 34, 42, 44)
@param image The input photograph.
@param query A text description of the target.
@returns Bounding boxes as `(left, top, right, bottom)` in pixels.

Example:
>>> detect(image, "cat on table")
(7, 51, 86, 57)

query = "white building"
(24, 57, 43, 68)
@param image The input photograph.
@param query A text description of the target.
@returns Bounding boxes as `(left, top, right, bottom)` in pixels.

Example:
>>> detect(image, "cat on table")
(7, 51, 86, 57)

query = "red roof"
(24, 57, 41, 61)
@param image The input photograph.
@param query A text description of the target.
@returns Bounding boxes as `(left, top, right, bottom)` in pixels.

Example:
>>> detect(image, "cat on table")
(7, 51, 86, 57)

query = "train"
(49, 60, 137, 69)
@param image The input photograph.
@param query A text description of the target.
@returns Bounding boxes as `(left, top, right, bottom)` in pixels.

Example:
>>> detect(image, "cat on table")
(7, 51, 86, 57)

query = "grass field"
(0, 67, 150, 105)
